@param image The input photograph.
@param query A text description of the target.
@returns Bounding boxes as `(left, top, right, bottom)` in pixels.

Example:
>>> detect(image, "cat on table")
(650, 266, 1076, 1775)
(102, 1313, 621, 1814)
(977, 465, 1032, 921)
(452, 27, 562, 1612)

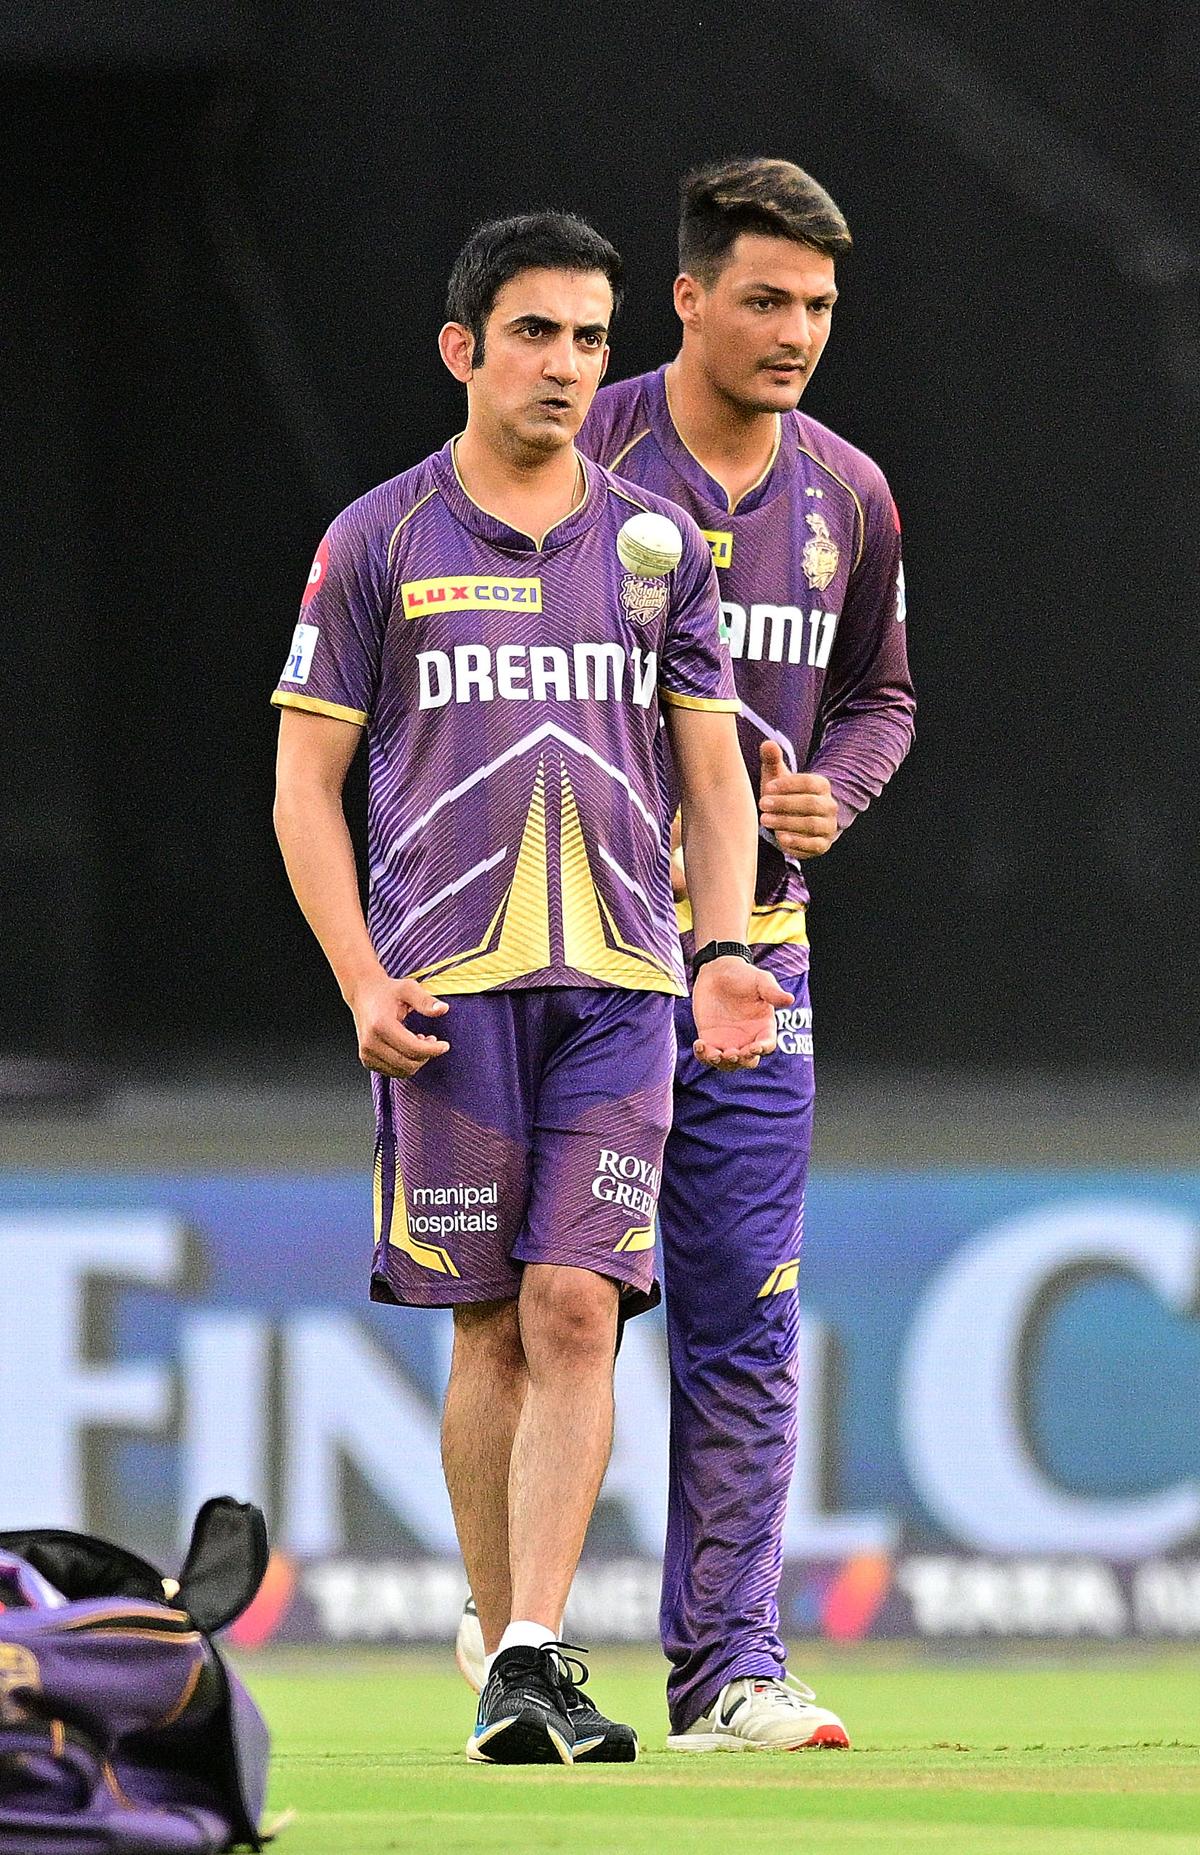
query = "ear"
(599, 343, 610, 383)
(439, 321, 476, 383)
(674, 272, 704, 331)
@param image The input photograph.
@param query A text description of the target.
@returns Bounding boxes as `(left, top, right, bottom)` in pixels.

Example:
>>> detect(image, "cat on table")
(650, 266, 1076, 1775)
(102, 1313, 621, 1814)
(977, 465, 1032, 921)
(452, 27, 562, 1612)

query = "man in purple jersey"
(588, 159, 914, 1749)
(457, 161, 914, 1746)
(272, 211, 789, 1765)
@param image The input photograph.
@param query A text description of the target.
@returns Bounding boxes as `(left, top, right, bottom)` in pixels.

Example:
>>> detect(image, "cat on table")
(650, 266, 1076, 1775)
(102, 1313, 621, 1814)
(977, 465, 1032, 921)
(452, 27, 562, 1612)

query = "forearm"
(678, 769, 757, 948)
(273, 784, 384, 1003)
(808, 701, 915, 831)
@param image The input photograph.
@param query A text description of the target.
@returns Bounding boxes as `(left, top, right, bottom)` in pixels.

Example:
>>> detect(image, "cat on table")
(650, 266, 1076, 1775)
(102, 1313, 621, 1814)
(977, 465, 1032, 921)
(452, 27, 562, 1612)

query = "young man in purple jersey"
(272, 211, 789, 1766)
(458, 161, 916, 1748)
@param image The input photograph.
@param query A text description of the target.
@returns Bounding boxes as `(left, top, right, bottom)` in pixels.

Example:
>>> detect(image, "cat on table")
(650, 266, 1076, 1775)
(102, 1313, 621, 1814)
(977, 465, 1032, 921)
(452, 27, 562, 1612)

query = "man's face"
(466, 267, 612, 456)
(677, 233, 838, 413)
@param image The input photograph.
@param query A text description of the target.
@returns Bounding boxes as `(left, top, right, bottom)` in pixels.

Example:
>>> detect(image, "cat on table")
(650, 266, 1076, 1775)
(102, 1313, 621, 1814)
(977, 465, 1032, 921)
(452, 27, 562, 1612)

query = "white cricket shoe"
(455, 1595, 570, 1694)
(666, 1674, 850, 1751)
(455, 1595, 487, 1693)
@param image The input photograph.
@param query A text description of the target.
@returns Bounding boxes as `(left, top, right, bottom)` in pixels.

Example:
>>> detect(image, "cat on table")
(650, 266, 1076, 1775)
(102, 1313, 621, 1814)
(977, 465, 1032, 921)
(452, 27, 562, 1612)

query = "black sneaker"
(549, 1643, 639, 1764)
(560, 1687, 639, 1762)
(466, 1645, 576, 1765)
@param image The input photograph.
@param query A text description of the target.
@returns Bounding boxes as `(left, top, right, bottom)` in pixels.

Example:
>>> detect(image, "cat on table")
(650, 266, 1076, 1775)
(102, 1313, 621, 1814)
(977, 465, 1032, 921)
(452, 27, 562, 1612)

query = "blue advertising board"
(1, 1172, 1197, 1641)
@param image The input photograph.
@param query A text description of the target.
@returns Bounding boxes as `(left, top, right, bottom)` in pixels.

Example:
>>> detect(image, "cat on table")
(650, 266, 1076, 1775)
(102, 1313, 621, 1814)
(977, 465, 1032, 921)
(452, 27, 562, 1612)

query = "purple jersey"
(272, 440, 737, 996)
(580, 366, 915, 946)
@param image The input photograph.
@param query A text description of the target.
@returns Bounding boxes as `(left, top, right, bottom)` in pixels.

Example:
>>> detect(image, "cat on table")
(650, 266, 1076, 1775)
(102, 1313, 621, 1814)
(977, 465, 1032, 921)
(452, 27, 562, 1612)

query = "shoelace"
(536, 1639, 592, 1702)
(740, 1673, 819, 1708)
(719, 1676, 819, 1714)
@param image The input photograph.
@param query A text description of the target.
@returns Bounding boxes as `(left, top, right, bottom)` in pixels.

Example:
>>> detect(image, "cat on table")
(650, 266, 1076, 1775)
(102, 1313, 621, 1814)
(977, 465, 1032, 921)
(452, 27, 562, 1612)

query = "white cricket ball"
(616, 511, 683, 578)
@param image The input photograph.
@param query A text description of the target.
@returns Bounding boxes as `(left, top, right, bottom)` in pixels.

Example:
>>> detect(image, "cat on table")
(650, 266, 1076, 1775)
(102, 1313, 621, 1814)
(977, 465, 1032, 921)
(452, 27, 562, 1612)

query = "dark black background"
(4, 3, 1197, 1073)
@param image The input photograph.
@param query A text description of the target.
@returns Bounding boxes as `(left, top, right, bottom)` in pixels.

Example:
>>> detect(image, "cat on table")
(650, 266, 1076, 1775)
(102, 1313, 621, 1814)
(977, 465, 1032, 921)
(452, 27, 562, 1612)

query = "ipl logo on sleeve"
(283, 623, 319, 685)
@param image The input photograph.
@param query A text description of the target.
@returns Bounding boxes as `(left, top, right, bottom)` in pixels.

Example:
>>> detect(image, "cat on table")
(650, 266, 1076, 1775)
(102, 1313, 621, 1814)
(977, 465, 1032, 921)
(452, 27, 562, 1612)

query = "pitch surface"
(246, 1644, 1200, 1853)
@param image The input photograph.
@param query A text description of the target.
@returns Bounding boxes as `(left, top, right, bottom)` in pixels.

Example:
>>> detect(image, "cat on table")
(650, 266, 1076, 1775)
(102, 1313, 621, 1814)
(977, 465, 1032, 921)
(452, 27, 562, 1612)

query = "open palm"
(692, 959, 794, 1071)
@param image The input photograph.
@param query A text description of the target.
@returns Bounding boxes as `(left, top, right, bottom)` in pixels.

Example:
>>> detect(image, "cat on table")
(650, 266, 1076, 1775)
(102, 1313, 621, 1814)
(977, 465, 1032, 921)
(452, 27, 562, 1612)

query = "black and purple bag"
(0, 1498, 275, 1853)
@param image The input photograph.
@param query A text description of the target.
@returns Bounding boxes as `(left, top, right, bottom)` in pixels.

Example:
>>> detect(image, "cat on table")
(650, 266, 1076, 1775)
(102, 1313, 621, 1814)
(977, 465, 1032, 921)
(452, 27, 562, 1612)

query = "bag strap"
(0, 1719, 105, 1809)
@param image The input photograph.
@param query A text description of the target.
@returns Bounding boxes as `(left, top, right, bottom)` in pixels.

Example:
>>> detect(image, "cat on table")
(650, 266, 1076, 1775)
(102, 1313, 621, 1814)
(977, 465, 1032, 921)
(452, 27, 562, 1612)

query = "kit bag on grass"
(0, 1497, 274, 1853)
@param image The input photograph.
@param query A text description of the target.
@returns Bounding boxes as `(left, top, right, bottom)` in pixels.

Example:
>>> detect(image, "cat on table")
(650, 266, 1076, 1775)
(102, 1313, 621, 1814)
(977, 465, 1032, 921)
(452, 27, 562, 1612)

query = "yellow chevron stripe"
(389, 1147, 460, 1277)
(415, 761, 551, 993)
(758, 1258, 800, 1298)
(559, 766, 682, 994)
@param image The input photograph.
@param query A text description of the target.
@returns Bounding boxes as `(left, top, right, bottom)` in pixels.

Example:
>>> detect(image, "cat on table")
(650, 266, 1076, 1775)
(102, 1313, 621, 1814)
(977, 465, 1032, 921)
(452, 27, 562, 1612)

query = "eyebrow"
(506, 314, 609, 337)
(742, 281, 839, 304)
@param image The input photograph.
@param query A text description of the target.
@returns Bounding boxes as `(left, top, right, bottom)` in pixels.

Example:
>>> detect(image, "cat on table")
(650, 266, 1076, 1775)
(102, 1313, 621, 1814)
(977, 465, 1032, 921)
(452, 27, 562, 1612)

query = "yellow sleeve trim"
(271, 691, 368, 727)
(660, 688, 741, 713)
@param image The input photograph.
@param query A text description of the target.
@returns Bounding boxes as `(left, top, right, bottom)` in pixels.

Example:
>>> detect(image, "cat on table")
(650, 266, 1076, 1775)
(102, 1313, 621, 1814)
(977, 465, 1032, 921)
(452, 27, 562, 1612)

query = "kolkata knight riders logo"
(802, 512, 840, 592)
(619, 573, 669, 624)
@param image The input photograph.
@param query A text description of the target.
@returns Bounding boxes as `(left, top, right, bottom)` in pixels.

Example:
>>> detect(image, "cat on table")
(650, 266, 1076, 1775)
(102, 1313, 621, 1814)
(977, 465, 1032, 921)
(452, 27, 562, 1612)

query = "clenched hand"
(758, 740, 838, 858)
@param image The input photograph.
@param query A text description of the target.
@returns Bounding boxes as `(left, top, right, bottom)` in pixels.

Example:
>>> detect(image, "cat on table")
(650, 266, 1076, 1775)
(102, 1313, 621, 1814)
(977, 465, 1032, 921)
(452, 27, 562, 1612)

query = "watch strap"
(691, 939, 753, 982)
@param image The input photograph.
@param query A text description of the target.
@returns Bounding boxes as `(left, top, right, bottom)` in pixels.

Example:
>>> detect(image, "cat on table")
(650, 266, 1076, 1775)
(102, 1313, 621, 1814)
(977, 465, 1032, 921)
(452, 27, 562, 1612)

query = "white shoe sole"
(466, 1719, 574, 1765)
(666, 1724, 850, 1752)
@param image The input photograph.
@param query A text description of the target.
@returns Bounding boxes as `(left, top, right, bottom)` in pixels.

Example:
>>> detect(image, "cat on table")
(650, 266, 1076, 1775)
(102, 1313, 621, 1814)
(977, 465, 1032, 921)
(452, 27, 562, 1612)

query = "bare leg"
(508, 1263, 619, 1630)
(442, 1298, 525, 1654)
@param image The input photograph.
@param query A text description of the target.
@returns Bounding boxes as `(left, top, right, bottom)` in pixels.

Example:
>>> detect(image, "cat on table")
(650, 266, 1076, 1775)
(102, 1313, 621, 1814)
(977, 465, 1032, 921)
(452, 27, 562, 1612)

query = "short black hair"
(679, 157, 852, 282)
(446, 211, 624, 363)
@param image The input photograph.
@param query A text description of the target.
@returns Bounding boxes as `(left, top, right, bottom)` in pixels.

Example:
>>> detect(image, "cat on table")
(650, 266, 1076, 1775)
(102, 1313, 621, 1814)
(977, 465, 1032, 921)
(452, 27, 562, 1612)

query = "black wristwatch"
(691, 939, 753, 982)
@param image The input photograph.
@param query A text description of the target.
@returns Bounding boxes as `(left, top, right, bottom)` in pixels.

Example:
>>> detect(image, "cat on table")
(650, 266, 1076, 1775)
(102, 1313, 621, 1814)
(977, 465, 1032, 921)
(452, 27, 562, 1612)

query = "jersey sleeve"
(271, 502, 389, 727)
(658, 517, 740, 714)
(807, 472, 915, 829)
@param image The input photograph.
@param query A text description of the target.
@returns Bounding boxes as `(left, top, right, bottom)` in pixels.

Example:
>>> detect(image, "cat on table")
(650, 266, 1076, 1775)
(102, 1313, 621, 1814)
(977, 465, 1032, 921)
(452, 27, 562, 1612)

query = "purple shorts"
(369, 986, 675, 1315)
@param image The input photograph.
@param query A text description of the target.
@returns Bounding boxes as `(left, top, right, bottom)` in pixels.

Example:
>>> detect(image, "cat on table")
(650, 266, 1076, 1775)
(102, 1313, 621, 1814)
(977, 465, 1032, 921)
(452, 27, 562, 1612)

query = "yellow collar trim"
(450, 436, 586, 551)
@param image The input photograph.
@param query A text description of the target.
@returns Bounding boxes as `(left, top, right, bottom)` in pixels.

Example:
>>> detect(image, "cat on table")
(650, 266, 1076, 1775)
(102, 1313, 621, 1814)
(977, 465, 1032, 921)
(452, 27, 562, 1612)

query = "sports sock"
(496, 1619, 557, 1662)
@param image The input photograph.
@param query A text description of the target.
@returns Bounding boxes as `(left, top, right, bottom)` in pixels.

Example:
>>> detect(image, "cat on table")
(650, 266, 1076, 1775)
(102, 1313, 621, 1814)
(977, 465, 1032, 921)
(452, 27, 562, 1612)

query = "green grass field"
(243, 1644, 1200, 1853)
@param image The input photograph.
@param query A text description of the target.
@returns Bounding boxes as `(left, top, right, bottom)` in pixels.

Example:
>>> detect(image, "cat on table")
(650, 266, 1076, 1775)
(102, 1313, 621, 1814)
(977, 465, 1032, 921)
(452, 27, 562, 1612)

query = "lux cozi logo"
(401, 576, 543, 618)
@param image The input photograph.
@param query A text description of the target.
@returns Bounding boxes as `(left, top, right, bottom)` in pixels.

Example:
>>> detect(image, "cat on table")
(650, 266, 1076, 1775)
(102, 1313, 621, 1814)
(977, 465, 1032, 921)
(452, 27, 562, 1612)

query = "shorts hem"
(369, 1271, 518, 1308)
(368, 1259, 660, 1319)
